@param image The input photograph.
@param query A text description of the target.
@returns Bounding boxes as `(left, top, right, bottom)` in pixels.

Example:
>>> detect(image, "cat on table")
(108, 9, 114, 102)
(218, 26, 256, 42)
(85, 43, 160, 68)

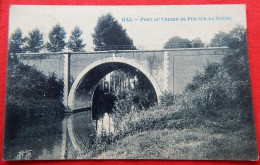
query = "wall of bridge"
(167, 48, 232, 94)
(17, 48, 232, 110)
(17, 54, 64, 78)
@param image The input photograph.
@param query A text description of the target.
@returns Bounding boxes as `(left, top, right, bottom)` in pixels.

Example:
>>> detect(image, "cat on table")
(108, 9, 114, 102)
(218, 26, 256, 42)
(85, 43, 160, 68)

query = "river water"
(3, 109, 116, 160)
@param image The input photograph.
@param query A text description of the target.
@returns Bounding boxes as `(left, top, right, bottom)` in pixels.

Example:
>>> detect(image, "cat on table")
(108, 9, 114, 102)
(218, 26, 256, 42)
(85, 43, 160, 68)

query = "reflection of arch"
(68, 57, 162, 110)
(67, 116, 82, 152)
(61, 111, 96, 155)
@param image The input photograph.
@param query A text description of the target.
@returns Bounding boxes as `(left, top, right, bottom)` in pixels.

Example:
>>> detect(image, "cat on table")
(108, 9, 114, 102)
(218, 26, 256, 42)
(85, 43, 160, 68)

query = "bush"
(5, 63, 64, 141)
(159, 92, 175, 107)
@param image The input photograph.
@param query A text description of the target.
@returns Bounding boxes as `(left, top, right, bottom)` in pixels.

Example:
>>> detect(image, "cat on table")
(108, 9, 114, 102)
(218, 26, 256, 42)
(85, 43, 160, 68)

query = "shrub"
(5, 63, 64, 142)
(159, 92, 175, 107)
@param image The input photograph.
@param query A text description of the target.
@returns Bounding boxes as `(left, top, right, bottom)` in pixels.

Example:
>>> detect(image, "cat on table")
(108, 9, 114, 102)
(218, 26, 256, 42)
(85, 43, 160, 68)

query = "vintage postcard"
(3, 5, 258, 160)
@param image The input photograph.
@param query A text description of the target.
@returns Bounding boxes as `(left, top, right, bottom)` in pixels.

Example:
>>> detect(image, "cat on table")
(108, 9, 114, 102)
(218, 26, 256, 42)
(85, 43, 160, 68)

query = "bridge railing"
(94, 45, 137, 51)
(94, 43, 228, 51)
(163, 42, 228, 49)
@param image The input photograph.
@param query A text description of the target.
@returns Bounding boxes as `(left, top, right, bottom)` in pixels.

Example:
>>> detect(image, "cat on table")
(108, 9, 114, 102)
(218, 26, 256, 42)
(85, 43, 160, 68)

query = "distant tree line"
(8, 13, 136, 54)
(163, 31, 232, 49)
(8, 25, 86, 53)
(163, 37, 205, 49)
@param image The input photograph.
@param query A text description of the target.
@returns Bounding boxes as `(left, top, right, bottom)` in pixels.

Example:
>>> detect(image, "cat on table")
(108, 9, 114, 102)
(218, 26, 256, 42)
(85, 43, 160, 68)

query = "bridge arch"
(67, 57, 162, 110)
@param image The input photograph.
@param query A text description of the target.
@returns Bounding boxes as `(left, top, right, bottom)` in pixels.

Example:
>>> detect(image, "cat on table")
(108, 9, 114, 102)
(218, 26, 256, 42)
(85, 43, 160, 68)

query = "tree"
(225, 25, 247, 50)
(46, 24, 66, 52)
(92, 13, 135, 51)
(191, 38, 205, 48)
(8, 28, 27, 54)
(46, 73, 63, 99)
(163, 36, 192, 49)
(210, 31, 228, 47)
(67, 26, 86, 52)
(25, 28, 44, 53)
(222, 26, 251, 109)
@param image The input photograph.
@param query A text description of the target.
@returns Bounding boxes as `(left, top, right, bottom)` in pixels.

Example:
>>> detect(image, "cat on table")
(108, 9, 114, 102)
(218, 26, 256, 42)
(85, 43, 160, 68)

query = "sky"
(9, 5, 247, 50)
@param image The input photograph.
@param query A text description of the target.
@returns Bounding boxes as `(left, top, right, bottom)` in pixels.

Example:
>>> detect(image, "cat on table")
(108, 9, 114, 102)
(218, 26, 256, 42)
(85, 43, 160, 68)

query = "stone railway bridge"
(17, 47, 232, 112)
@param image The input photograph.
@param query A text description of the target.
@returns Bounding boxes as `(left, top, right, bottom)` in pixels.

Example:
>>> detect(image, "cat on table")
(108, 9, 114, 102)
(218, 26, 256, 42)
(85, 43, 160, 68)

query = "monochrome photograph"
(3, 5, 258, 160)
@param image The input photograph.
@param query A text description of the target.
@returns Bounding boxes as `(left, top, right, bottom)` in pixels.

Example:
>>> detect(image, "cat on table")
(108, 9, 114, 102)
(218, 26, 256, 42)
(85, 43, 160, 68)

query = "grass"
(79, 105, 258, 160)
(80, 128, 257, 160)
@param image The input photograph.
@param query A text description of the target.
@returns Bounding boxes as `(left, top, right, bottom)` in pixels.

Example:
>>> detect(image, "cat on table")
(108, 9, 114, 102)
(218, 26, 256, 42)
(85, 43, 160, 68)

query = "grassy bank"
(92, 128, 257, 160)
(79, 105, 257, 160)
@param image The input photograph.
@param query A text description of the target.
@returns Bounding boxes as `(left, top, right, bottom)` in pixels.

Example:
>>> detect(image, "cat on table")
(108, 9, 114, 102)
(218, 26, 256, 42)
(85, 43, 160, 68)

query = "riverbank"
(79, 105, 257, 160)
(93, 127, 256, 160)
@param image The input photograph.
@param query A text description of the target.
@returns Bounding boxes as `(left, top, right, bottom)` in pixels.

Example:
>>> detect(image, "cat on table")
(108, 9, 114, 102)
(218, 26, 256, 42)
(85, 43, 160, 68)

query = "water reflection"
(93, 112, 115, 135)
(92, 91, 117, 136)
(4, 110, 102, 160)
(4, 113, 64, 160)
(61, 111, 97, 159)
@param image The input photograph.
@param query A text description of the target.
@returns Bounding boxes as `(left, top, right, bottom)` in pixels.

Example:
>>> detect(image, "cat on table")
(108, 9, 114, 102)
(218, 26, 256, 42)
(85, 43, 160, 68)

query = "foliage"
(8, 28, 27, 54)
(183, 25, 253, 123)
(112, 91, 133, 119)
(164, 36, 192, 48)
(46, 73, 64, 99)
(222, 26, 251, 110)
(225, 25, 247, 50)
(210, 26, 247, 49)
(7, 65, 63, 100)
(110, 68, 157, 116)
(24, 28, 45, 53)
(6, 63, 64, 118)
(210, 31, 228, 47)
(164, 37, 205, 49)
(191, 38, 205, 48)
(67, 26, 86, 52)
(92, 13, 135, 51)
(159, 92, 175, 107)
(46, 24, 66, 52)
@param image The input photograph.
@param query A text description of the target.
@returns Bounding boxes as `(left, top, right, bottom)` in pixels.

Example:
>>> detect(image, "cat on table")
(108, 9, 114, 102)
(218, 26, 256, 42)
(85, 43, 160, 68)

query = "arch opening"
(68, 57, 162, 111)
(91, 67, 158, 121)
